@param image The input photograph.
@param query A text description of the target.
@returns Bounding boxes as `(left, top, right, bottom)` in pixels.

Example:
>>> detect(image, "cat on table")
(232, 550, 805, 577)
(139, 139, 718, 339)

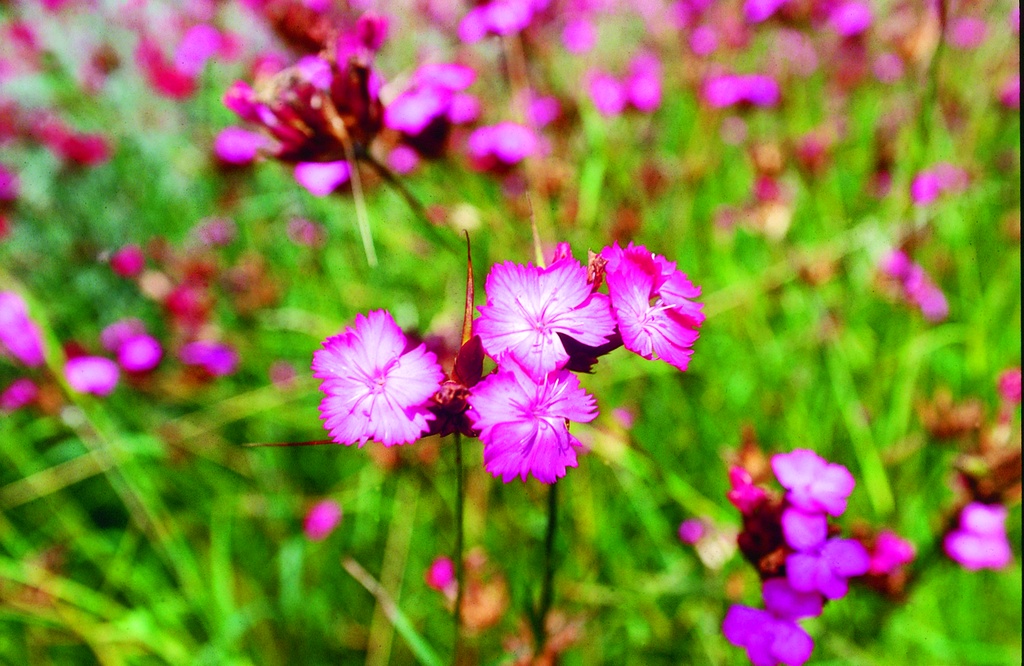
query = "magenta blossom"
(743, 0, 788, 24)
(781, 507, 828, 551)
(562, 18, 596, 54)
(786, 538, 870, 599)
(295, 161, 351, 197)
(110, 245, 145, 277)
(476, 256, 616, 380)
(214, 127, 267, 165)
(180, 340, 239, 377)
(425, 556, 456, 592)
(998, 368, 1021, 404)
(118, 335, 163, 373)
(1, 378, 37, 412)
(722, 604, 814, 666)
(0, 291, 46, 367)
(761, 577, 822, 621)
(771, 449, 855, 516)
(313, 310, 444, 447)
(829, 2, 871, 37)
(601, 242, 704, 372)
(944, 502, 1013, 571)
(678, 519, 706, 545)
(880, 250, 949, 322)
(588, 71, 627, 117)
(304, 500, 343, 541)
(65, 356, 120, 396)
(868, 530, 916, 575)
(702, 74, 780, 108)
(468, 363, 597, 483)
(727, 466, 768, 514)
(0, 164, 18, 202)
(466, 122, 540, 170)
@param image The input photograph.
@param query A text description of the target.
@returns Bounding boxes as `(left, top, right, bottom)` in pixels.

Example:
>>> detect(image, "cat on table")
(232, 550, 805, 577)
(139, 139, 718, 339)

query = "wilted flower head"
(303, 499, 342, 541)
(476, 255, 615, 380)
(313, 310, 444, 447)
(468, 363, 597, 483)
(0, 291, 46, 367)
(65, 356, 120, 396)
(944, 502, 1013, 571)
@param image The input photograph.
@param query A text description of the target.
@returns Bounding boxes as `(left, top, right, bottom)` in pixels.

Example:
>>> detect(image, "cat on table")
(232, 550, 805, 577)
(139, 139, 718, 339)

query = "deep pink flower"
(388, 145, 420, 174)
(1, 378, 37, 412)
(468, 363, 597, 483)
(702, 74, 780, 108)
(723, 604, 814, 666)
(829, 2, 871, 37)
(998, 368, 1021, 404)
(873, 53, 904, 83)
(786, 538, 870, 599)
(727, 466, 768, 514)
(771, 449, 855, 516)
(761, 577, 822, 621)
(425, 556, 456, 592)
(944, 502, 1013, 571)
(601, 242, 704, 372)
(0, 291, 46, 367)
(173, 24, 223, 77)
(868, 530, 915, 575)
(304, 499, 343, 541)
(466, 122, 540, 169)
(110, 245, 146, 277)
(118, 334, 163, 373)
(101, 319, 147, 352)
(529, 96, 560, 128)
(689, 25, 719, 56)
(313, 310, 444, 447)
(678, 519, 706, 545)
(588, 71, 626, 117)
(881, 250, 948, 322)
(781, 507, 827, 551)
(911, 171, 941, 205)
(180, 340, 239, 376)
(562, 18, 596, 54)
(136, 36, 197, 100)
(476, 256, 616, 380)
(626, 53, 662, 113)
(295, 161, 351, 197)
(65, 356, 120, 396)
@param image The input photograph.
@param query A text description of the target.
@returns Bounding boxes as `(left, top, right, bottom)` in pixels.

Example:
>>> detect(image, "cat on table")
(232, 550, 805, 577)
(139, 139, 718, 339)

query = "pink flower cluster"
(312, 243, 704, 483)
(725, 450, 883, 666)
(879, 250, 949, 322)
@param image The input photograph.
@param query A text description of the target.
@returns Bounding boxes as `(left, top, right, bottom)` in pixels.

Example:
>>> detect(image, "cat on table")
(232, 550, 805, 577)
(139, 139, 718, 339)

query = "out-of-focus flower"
(528, 96, 560, 128)
(0, 291, 46, 367)
(425, 556, 456, 592)
(948, 17, 987, 50)
(689, 25, 718, 56)
(194, 217, 237, 247)
(214, 127, 268, 165)
(829, 2, 872, 37)
(944, 502, 1013, 570)
(110, 245, 146, 277)
(867, 530, 915, 575)
(388, 145, 420, 174)
(761, 578, 822, 621)
(180, 340, 239, 377)
(287, 217, 327, 247)
(313, 310, 444, 447)
(1000, 76, 1020, 110)
(117, 334, 163, 373)
(786, 537, 870, 599)
(1, 378, 37, 412)
(294, 160, 351, 196)
(727, 466, 768, 513)
(65, 356, 120, 396)
(771, 449, 855, 516)
(468, 362, 597, 483)
(722, 604, 814, 666)
(781, 507, 828, 551)
(998, 368, 1021, 404)
(384, 63, 476, 158)
(0, 164, 18, 202)
(588, 71, 627, 117)
(678, 518, 706, 545)
(873, 53, 905, 84)
(625, 53, 662, 113)
(458, 0, 538, 43)
(702, 74, 780, 109)
(303, 499, 342, 541)
(743, 0, 788, 24)
(601, 242, 704, 372)
(562, 18, 596, 54)
(476, 256, 615, 380)
(466, 122, 540, 170)
(880, 250, 949, 322)
(34, 119, 111, 166)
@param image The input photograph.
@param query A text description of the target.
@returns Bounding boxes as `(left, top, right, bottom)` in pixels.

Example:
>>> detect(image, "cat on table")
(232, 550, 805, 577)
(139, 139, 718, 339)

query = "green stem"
(453, 432, 465, 664)
(534, 481, 559, 654)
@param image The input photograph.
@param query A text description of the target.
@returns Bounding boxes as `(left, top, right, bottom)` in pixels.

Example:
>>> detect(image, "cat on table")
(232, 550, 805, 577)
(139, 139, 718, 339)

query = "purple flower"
(881, 250, 949, 322)
(174, 24, 223, 77)
(313, 310, 444, 447)
(476, 256, 615, 380)
(101, 319, 147, 352)
(118, 334, 163, 373)
(295, 161, 351, 197)
(1, 378, 37, 412)
(0, 291, 46, 367)
(601, 242, 704, 372)
(948, 17, 987, 50)
(304, 500, 342, 541)
(588, 71, 627, 117)
(786, 538, 870, 600)
(388, 145, 421, 175)
(771, 449, 855, 516)
(761, 577, 823, 621)
(868, 530, 915, 575)
(944, 502, 1013, 571)
(65, 356, 120, 396)
(678, 518, 706, 545)
(180, 340, 239, 377)
(723, 604, 814, 666)
(689, 25, 719, 56)
(781, 507, 828, 551)
(385, 87, 449, 135)
(727, 466, 768, 513)
(214, 127, 266, 165)
(468, 363, 597, 483)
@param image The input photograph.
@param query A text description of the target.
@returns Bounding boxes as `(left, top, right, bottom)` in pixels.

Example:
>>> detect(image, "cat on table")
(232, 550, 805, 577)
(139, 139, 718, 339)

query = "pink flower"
(0, 291, 46, 367)
(425, 556, 456, 592)
(65, 356, 120, 396)
(829, 2, 871, 37)
(180, 340, 239, 376)
(118, 335, 163, 372)
(727, 466, 768, 514)
(743, 0, 788, 24)
(880, 250, 948, 322)
(689, 25, 719, 56)
(313, 310, 444, 447)
(388, 145, 420, 174)
(786, 538, 870, 600)
(678, 519, 706, 545)
(562, 18, 596, 54)
(626, 53, 662, 113)
(476, 256, 616, 380)
(771, 449, 855, 516)
(466, 122, 540, 169)
(295, 161, 351, 197)
(910, 171, 941, 205)
(1, 378, 37, 412)
(944, 502, 1013, 571)
(588, 71, 626, 117)
(948, 17, 987, 50)
(998, 368, 1021, 404)
(0, 164, 19, 202)
(304, 500, 343, 541)
(868, 530, 915, 575)
(214, 127, 266, 165)
(601, 242, 704, 372)
(110, 245, 146, 277)
(723, 605, 814, 666)
(469, 363, 597, 483)
(702, 74, 780, 108)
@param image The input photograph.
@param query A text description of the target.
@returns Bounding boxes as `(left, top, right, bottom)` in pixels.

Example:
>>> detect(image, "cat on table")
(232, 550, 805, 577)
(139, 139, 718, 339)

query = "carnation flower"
(944, 502, 1013, 571)
(303, 500, 343, 541)
(867, 530, 916, 575)
(468, 362, 597, 483)
(722, 605, 814, 666)
(786, 538, 870, 600)
(65, 356, 120, 396)
(771, 449, 855, 516)
(600, 242, 704, 372)
(313, 310, 444, 447)
(0, 291, 46, 367)
(476, 256, 615, 380)
(425, 556, 456, 592)
(180, 340, 239, 377)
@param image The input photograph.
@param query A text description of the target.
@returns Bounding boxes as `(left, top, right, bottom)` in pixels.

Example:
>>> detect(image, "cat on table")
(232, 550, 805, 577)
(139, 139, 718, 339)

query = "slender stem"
(534, 481, 559, 654)
(453, 432, 465, 664)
